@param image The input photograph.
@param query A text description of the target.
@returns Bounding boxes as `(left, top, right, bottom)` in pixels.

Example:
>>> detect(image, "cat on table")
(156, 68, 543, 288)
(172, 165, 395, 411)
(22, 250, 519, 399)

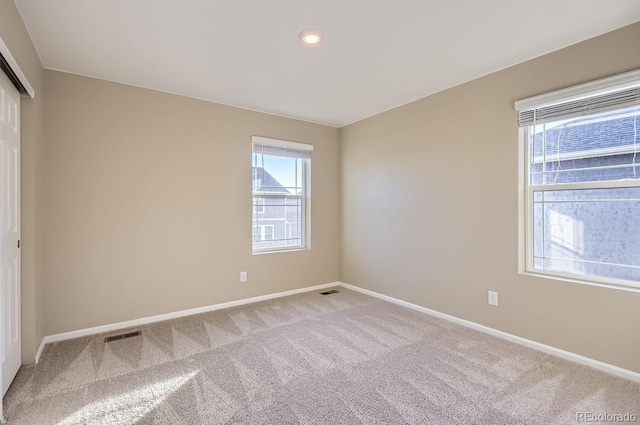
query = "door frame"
(0, 34, 34, 425)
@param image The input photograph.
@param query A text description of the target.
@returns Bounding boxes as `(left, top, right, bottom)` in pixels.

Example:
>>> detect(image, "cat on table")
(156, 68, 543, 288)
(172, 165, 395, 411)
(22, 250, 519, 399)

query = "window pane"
(533, 202, 543, 258)
(252, 197, 303, 250)
(253, 154, 303, 194)
(533, 188, 640, 282)
(530, 106, 640, 185)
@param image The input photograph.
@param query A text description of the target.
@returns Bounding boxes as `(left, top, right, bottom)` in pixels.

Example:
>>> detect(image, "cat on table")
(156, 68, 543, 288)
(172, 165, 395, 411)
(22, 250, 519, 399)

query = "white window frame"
(251, 136, 312, 254)
(516, 69, 640, 291)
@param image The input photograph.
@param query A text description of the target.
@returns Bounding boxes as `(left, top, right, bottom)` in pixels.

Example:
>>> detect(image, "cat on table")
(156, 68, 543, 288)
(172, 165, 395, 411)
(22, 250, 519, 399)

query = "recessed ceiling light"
(299, 30, 322, 45)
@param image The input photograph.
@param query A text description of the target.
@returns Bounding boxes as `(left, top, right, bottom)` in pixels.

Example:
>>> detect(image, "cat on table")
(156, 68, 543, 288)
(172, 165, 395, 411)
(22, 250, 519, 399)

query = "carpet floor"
(3, 287, 639, 424)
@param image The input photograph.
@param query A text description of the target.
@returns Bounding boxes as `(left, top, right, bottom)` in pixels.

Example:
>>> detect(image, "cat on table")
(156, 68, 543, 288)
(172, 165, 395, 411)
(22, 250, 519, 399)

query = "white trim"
(518, 127, 527, 275)
(251, 247, 310, 255)
(0, 35, 35, 98)
(35, 281, 339, 363)
(337, 282, 640, 383)
(251, 136, 313, 151)
(515, 68, 640, 111)
(34, 337, 47, 364)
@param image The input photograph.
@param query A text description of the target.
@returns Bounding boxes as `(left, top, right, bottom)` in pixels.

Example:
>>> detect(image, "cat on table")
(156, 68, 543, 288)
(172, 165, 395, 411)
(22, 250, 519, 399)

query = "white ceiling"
(14, 0, 640, 127)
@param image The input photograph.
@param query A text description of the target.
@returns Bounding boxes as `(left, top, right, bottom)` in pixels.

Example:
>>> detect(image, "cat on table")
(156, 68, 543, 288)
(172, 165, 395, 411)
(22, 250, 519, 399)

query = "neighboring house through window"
(252, 224, 274, 241)
(251, 136, 312, 253)
(516, 70, 640, 289)
(253, 198, 265, 214)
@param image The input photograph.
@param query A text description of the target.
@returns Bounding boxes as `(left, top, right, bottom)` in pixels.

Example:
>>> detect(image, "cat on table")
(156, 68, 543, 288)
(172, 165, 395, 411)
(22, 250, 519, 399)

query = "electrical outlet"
(240, 271, 247, 282)
(488, 291, 498, 306)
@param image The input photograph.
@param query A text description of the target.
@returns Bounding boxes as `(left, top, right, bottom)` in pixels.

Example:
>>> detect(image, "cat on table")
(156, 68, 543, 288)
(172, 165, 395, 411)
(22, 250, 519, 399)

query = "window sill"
(252, 247, 310, 256)
(520, 270, 640, 293)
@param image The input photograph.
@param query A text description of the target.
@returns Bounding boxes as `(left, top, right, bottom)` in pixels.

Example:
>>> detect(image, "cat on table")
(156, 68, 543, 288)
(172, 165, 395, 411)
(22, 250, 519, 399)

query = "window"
(252, 225, 274, 241)
(251, 136, 312, 253)
(516, 70, 640, 289)
(253, 198, 265, 214)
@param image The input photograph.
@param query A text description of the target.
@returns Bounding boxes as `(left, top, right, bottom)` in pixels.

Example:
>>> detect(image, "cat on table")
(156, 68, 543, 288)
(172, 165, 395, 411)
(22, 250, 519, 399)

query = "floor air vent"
(104, 330, 141, 343)
(320, 290, 339, 295)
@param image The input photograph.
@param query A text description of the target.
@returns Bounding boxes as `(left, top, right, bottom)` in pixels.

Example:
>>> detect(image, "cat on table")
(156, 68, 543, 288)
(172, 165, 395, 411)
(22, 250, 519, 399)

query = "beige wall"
(44, 70, 340, 335)
(0, 0, 46, 364)
(340, 22, 640, 373)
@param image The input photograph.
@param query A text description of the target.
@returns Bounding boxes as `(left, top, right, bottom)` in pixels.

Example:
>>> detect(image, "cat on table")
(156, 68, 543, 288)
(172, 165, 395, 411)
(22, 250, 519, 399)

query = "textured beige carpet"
(3, 287, 639, 424)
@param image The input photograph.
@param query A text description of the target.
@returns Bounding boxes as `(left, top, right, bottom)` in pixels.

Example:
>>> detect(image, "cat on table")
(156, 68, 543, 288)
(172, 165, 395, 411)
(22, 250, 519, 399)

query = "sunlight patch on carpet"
(57, 370, 199, 425)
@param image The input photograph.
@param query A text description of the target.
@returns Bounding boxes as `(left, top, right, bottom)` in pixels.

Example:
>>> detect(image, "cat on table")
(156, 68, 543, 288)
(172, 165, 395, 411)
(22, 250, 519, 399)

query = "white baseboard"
(338, 282, 640, 383)
(35, 281, 339, 364)
(34, 337, 47, 365)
